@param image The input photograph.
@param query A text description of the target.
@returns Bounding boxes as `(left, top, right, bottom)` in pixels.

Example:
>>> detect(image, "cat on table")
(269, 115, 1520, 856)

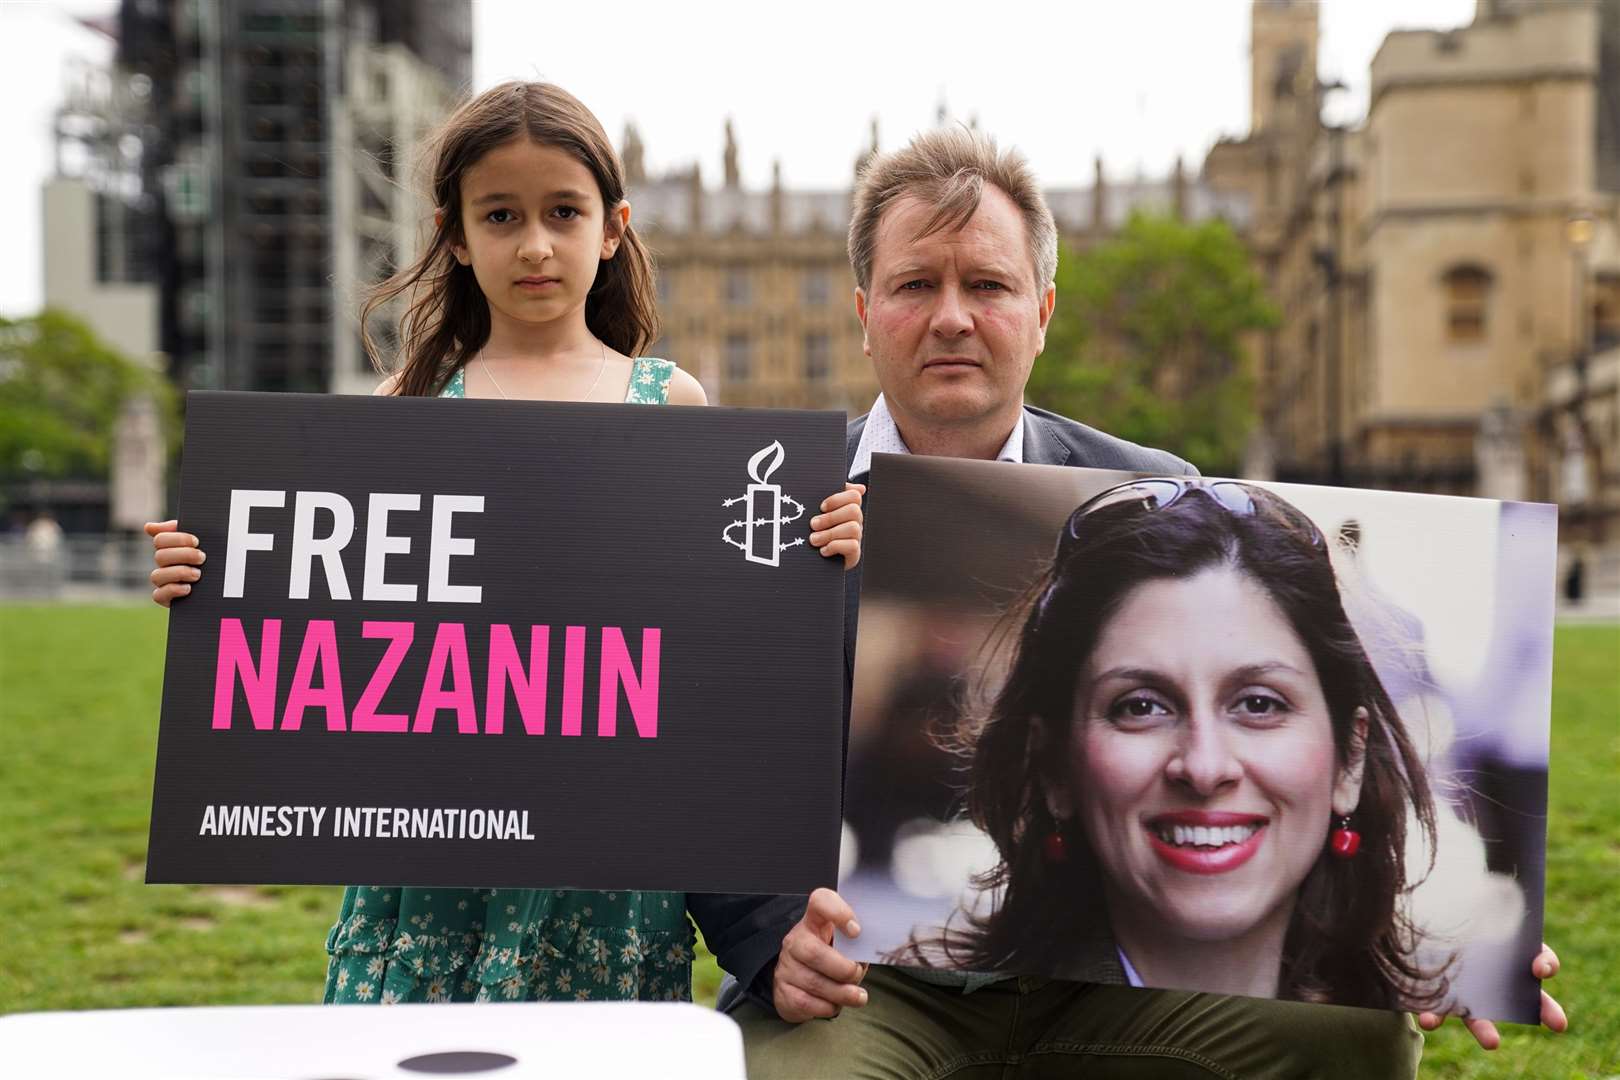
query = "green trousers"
(732, 965, 1422, 1080)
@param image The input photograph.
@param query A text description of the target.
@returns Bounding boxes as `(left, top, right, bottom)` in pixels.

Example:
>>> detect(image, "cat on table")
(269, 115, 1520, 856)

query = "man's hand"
(1416, 943, 1566, 1049)
(773, 887, 871, 1022)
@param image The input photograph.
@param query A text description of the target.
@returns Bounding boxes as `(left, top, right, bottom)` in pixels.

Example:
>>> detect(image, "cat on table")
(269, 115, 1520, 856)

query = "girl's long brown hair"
(362, 81, 659, 397)
(891, 483, 1452, 1011)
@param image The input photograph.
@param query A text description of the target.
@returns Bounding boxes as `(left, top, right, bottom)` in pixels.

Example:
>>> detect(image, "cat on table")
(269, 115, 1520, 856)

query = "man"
(703, 128, 1565, 1079)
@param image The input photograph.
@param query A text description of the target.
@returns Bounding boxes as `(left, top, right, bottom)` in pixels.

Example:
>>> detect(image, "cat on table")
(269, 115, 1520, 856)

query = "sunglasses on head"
(1058, 477, 1325, 556)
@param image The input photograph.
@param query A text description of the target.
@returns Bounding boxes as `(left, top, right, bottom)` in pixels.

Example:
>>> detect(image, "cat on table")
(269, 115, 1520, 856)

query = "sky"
(0, 0, 1476, 317)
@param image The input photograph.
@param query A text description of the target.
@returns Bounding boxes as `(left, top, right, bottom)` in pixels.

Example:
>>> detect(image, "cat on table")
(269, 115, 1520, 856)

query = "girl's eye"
(486, 209, 515, 225)
(553, 206, 580, 220)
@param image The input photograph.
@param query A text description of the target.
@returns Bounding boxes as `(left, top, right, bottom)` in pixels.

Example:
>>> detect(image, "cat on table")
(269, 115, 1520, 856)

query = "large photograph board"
(842, 454, 1553, 1022)
(147, 391, 847, 895)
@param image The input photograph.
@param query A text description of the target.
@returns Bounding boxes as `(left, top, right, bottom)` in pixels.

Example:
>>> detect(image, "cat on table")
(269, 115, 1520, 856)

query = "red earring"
(1329, 814, 1361, 859)
(1042, 828, 1069, 864)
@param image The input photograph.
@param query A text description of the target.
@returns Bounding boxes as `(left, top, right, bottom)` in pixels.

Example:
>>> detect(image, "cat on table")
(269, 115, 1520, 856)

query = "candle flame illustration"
(723, 438, 804, 566)
(748, 440, 785, 485)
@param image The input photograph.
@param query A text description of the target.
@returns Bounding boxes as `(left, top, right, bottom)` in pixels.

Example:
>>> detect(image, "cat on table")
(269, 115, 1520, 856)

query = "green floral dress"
(323, 356, 695, 1005)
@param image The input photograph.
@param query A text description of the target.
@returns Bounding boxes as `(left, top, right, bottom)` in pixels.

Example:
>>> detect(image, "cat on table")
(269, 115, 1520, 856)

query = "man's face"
(856, 186, 1055, 432)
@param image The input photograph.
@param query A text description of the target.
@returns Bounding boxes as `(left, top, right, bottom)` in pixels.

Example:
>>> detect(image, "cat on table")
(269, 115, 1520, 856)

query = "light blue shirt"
(1118, 947, 1144, 988)
(849, 394, 1026, 480)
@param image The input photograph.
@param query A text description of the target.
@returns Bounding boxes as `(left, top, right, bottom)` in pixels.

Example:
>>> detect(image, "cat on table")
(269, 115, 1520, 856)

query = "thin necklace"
(478, 338, 609, 401)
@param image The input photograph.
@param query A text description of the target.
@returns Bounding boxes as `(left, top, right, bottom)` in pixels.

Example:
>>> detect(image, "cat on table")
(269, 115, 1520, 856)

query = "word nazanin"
(213, 619, 661, 737)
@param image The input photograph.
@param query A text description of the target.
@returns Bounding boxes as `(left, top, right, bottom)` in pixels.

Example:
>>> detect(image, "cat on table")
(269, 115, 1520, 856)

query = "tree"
(1027, 213, 1277, 475)
(0, 309, 177, 480)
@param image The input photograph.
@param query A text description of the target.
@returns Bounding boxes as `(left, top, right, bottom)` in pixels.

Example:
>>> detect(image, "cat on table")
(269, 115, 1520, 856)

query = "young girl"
(144, 80, 864, 1006)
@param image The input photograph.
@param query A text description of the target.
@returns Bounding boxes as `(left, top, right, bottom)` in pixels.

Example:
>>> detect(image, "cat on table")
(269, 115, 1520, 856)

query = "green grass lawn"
(0, 603, 724, 1014)
(1, 605, 1614, 1077)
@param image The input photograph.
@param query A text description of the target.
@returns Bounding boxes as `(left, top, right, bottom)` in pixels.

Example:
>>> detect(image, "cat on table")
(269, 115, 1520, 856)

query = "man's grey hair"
(848, 127, 1058, 293)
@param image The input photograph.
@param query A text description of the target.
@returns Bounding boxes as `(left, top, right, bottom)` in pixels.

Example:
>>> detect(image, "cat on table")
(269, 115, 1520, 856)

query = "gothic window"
(725, 333, 751, 383)
(1442, 265, 1492, 343)
(804, 333, 830, 382)
(1593, 273, 1620, 351)
(725, 266, 750, 306)
(803, 269, 830, 307)
(1271, 44, 1305, 104)
(1560, 428, 1589, 505)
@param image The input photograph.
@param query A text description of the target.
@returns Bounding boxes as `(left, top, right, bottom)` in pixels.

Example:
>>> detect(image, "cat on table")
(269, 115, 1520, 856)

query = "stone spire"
(723, 118, 740, 189)
(621, 121, 645, 187)
(1092, 155, 1108, 233)
(854, 116, 879, 180)
(687, 162, 703, 232)
(770, 158, 784, 233)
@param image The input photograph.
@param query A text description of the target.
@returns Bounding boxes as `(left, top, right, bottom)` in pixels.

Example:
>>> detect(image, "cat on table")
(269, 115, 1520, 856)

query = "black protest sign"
(147, 391, 845, 894)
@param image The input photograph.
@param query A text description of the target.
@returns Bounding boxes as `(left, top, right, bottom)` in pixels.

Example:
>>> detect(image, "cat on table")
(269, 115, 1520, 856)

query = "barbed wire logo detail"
(722, 440, 805, 567)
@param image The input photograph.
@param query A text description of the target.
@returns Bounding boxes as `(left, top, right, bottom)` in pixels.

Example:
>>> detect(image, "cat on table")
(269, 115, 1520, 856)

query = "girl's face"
(1060, 564, 1366, 948)
(452, 138, 628, 332)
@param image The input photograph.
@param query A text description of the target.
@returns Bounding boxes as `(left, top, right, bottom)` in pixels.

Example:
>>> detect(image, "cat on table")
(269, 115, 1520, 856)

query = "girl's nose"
(518, 224, 553, 263)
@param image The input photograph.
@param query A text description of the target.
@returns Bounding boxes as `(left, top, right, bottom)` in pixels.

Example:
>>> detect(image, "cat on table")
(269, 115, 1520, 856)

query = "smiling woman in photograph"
(890, 477, 1453, 1010)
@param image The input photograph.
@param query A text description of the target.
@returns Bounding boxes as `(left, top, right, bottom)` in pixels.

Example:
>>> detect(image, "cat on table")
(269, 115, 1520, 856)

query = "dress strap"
(624, 357, 677, 405)
(445, 359, 677, 402)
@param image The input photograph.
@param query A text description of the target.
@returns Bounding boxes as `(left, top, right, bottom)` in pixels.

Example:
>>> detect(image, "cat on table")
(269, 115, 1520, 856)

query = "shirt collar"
(850, 394, 1026, 481)
(1117, 946, 1145, 988)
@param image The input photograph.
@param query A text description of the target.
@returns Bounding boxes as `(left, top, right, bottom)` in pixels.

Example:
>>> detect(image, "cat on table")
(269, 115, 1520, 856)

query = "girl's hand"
(144, 520, 206, 608)
(810, 483, 865, 570)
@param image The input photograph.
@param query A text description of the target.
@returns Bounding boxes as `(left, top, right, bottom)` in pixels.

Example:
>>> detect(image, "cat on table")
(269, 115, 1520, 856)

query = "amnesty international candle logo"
(722, 440, 806, 567)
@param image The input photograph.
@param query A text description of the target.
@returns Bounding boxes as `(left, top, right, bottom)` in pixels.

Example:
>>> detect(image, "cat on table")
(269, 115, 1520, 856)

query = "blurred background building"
(627, 117, 1248, 411)
(14, 0, 468, 592)
(43, 49, 164, 536)
(14, 0, 1619, 610)
(1204, 0, 1619, 598)
(108, 0, 470, 396)
(43, 0, 470, 397)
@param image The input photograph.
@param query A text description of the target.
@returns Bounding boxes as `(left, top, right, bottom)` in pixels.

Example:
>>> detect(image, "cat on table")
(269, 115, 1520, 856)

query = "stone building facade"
(628, 123, 1249, 411)
(1204, 0, 1618, 593)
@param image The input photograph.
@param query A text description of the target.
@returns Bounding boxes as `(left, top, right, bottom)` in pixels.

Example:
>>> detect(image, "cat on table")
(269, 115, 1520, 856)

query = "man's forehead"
(872, 190, 1029, 272)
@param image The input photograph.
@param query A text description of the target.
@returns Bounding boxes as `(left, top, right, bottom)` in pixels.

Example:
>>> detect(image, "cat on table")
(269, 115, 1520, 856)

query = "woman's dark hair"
(363, 81, 659, 397)
(891, 481, 1449, 1010)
